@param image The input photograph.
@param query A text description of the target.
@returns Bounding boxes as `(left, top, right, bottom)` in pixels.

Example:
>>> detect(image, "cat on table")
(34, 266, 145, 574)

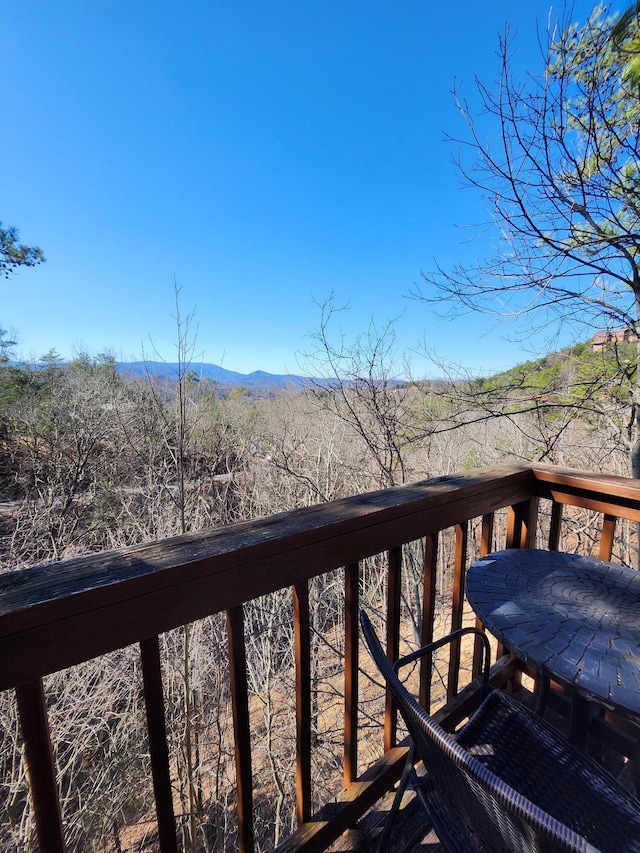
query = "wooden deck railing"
(3, 463, 640, 853)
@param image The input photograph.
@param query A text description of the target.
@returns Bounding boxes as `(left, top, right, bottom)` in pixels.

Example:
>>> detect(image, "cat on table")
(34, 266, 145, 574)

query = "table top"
(466, 549, 640, 720)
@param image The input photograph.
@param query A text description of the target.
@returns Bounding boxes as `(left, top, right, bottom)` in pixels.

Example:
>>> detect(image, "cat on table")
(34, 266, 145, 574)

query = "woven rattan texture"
(360, 610, 640, 853)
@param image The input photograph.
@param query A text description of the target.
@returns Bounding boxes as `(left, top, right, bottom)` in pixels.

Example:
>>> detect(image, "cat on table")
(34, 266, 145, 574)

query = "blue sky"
(3, 0, 606, 377)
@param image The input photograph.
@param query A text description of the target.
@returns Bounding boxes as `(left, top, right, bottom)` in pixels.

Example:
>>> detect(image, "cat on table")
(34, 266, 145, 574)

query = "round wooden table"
(466, 549, 640, 735)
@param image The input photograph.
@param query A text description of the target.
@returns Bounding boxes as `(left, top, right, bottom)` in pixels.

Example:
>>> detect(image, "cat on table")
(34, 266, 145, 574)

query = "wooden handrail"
(4, 463, 640, 853)
(0, 465, 534, 690)
(531, 463, 640, 520)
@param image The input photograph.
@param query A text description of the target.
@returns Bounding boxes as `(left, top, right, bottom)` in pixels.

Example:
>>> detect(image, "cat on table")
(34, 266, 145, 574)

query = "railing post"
(419, 534, 438, 711)
(384, 547, 402, 752)
(140, 636, 178, 853)
(293, 581, 312, 822)
(506, 500, 538, 690)
(227, 606, 254, 853)
(506, 497, 539, 549)
(599, 514, 617, 561)
(344, 563, 359, 786)
(447, 522, 468, 700)
(472, 514, 494, 679)
(548, 501, 563, 550)
(15, 679, 66, 853)
(480, 512, 494, 557)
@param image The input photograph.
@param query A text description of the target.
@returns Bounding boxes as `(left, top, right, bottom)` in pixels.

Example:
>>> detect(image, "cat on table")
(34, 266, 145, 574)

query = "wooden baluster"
(506, 497, 539, 549)
(541, 502, 563, 701)
(548, 501, 563, 551)
(599, 514, 617, 561)
(344, 563, 359, 787)
(506, 504, 518, 549)
(506, 499, 539, 690)
(480, 512, 494, 557)
(227, 606, 254, 853)
(472, 514, 494, 680)
(140, 636, 178, 853)
(504, 499, 539, 670)
(15, 679, 66, 853)
(523, 496, 540, 547)
(447, 523, 468, 700)
(420, 534, 438, 712)
(384, 546, 402, 752)
(293, 581, 312, 823)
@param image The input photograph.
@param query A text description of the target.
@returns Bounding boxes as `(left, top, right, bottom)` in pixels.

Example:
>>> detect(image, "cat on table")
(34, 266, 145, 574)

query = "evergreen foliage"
(0, 223, 44, 278)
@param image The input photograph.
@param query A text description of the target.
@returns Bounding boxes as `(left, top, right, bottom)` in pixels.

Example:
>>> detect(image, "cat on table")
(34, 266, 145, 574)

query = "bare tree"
(300, 297, 435, 489)
(415, 5, 640, 478)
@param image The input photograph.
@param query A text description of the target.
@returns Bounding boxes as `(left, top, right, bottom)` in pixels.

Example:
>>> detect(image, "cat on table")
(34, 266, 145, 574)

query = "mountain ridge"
(117, 361, 318, 391)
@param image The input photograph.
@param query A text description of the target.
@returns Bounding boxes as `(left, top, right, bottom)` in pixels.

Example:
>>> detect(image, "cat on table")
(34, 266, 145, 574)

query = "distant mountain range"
(117, 361, 321, 392)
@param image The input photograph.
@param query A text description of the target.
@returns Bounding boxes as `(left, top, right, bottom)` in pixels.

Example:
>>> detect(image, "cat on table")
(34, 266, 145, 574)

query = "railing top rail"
(2, 462, 639, 689)
(0, 466, 535, 624)
(0, 465, 532, 689)
(530, 463, 640, 521)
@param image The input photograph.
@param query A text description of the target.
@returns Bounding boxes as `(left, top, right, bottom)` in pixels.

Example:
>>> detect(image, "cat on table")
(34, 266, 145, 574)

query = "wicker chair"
(360, 610, 640, 853)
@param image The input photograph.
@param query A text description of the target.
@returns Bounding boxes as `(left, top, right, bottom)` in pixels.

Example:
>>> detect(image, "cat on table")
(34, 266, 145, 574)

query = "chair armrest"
(393, 627, 491, 699)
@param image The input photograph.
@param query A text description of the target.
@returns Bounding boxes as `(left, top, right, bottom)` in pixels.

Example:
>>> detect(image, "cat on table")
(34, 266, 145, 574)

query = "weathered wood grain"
(0, 466, 533, 690)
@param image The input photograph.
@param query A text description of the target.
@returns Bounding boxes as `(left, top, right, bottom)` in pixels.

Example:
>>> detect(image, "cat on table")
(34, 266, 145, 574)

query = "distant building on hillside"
(591, 328, 638, 350)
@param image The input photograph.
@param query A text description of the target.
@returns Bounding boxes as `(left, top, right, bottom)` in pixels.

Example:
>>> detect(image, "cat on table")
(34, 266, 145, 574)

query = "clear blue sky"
(2, 0, 606, 377)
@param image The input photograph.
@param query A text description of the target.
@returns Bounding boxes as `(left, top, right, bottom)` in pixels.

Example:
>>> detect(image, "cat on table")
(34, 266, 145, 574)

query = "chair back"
(360, 611, 598, 853)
